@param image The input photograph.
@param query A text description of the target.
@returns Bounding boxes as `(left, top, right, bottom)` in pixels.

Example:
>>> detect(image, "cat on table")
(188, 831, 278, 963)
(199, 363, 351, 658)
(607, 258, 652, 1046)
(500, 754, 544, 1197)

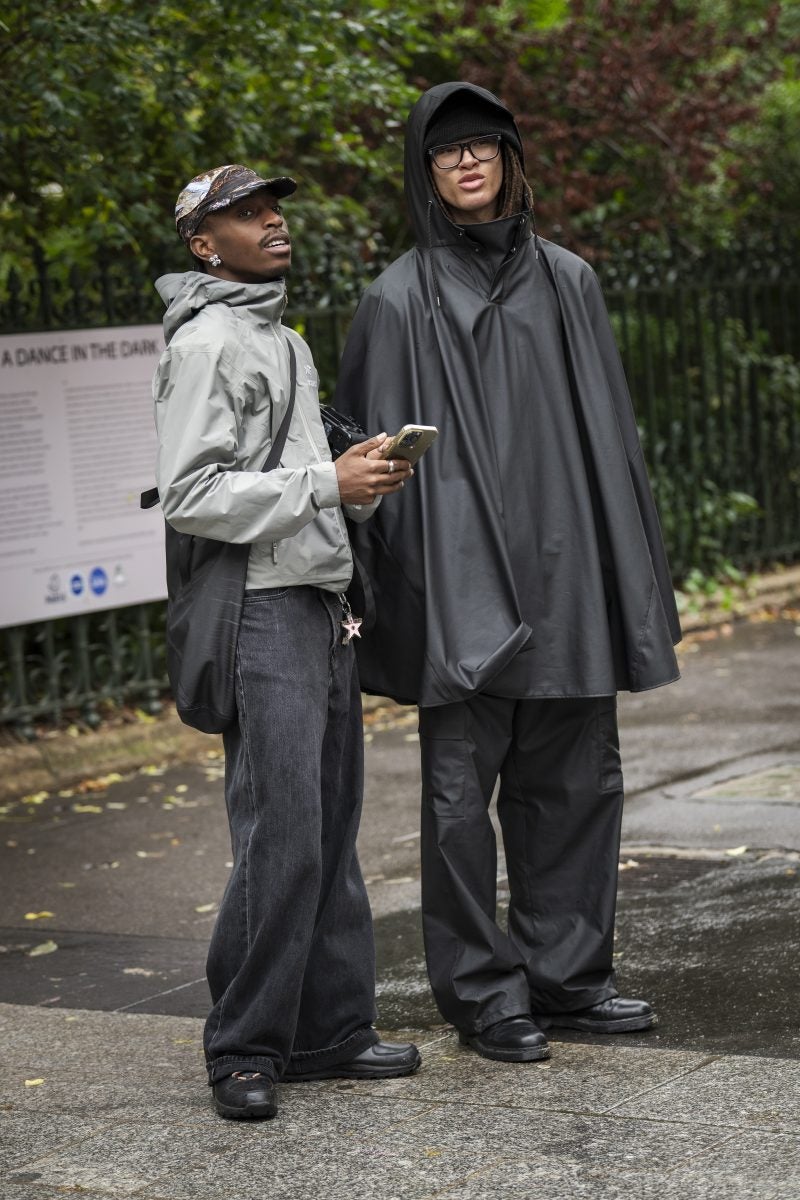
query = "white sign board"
(0, 325, 167, 628)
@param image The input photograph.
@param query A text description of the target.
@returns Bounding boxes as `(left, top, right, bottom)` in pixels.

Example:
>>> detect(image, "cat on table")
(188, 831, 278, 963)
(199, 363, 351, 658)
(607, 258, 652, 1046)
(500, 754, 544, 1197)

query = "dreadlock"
(496, 142, 533, 219)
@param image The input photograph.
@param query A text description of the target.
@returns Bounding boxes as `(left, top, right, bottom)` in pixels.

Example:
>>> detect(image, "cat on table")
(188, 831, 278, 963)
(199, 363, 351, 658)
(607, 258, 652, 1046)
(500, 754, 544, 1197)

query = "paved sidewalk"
(3, 1002, 799, 1200)
(2, 611, 799, 1197)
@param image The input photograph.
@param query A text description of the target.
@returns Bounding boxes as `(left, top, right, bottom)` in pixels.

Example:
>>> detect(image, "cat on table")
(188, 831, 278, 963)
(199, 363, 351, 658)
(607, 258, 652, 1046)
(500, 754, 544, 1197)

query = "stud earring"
(208, 253, 222, 267)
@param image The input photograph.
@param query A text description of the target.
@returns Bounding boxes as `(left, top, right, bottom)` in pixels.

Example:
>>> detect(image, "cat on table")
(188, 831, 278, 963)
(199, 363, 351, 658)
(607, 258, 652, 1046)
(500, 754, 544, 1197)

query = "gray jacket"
(153, 272, 374, 592)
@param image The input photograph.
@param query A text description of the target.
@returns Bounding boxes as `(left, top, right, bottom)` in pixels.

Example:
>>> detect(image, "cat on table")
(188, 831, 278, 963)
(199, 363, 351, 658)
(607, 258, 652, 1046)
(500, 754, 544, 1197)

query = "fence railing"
(600, 231, 800, 579)
(2, 232, 799, 731)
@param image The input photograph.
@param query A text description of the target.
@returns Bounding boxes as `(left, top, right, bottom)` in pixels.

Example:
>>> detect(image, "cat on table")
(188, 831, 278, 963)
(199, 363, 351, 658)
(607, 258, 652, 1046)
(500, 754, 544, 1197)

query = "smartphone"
(381, 424, 439, 465)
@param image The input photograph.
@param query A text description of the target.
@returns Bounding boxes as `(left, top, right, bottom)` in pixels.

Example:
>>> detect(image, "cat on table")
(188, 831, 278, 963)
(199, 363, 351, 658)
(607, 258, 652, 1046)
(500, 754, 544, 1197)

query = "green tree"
(2, 0, 797, 293)
(452, 0, 795, 251)
(0, 0, 462, 297)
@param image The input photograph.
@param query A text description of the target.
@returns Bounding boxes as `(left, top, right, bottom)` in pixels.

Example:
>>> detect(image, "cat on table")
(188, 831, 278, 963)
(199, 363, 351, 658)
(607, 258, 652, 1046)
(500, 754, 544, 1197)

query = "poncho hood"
(404, 81, 527, 250)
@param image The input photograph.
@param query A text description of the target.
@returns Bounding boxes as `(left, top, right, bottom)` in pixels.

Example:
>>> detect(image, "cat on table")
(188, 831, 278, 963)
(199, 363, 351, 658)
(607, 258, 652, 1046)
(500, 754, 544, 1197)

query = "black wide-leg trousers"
(419, 694, 624, 1034)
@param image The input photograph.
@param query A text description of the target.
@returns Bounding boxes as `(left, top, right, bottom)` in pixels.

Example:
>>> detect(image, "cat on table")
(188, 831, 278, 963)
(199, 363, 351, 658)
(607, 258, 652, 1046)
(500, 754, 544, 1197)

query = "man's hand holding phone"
(335, 434, 413, 505)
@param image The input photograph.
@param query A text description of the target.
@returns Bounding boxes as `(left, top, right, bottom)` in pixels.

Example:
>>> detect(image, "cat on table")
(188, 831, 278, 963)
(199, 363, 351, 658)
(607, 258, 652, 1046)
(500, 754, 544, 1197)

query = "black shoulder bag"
(141, 343, 297, 734)
(320, 405, 368, 459)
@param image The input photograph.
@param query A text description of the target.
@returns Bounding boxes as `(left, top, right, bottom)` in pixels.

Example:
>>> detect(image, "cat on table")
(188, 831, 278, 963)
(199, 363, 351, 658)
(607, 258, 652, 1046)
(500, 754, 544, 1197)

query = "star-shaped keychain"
(341, 611, 363, 644)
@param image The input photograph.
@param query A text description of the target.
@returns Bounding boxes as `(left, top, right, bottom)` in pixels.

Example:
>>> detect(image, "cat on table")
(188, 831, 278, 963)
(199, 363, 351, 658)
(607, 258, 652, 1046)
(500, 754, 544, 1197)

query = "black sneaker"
(459, 1016, 550, 1062)
(285, 1040, 421, 1082)
(538, 997, 655, 1033)
(212, 1071, 278, 1120)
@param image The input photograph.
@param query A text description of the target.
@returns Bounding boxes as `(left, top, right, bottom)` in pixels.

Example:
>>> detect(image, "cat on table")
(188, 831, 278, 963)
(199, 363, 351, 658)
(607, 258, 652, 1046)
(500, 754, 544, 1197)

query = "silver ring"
(387, 459, 395, 474)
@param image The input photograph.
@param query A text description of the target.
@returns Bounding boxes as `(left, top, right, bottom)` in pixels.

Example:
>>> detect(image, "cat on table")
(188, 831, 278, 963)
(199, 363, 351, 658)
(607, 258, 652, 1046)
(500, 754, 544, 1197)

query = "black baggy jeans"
(419, 694, 624, 1034)
(204, 586, 378, 1084)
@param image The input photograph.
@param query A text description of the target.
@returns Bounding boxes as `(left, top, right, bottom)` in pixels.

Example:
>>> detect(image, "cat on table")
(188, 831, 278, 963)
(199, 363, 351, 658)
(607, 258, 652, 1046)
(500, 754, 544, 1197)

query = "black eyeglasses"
(428, 136, 502, 171)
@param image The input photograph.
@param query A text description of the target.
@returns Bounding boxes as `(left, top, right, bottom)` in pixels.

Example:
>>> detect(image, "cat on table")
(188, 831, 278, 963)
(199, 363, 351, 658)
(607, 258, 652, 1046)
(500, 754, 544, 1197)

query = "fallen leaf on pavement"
(28, 941, 58, 956)
(71, 804, 103, 814)
(21, 792, 48, 806)
(24, 912, 54, 920)
(123, 967, 155, 976)
(24, 1078, 45, 1087)
(74, 772, 125, 794)
(726, 845, 748, 857)
(194, 903, 217, 913)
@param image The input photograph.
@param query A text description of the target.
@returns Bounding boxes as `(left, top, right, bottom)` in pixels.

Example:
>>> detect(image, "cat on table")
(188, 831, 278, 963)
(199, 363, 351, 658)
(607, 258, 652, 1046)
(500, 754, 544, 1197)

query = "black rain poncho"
(336, 82, 681, 707)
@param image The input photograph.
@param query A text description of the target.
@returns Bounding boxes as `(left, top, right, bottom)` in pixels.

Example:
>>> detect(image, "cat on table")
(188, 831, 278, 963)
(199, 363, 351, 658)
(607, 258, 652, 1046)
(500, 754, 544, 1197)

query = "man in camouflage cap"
(152, 164, 418, 1121)
(174, 163, 297, 245)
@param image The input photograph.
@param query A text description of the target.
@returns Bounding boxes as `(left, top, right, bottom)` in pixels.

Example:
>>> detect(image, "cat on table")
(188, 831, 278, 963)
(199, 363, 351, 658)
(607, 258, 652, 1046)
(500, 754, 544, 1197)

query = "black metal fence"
(2, 232, 799, 731)
(601, 231, 800, 579)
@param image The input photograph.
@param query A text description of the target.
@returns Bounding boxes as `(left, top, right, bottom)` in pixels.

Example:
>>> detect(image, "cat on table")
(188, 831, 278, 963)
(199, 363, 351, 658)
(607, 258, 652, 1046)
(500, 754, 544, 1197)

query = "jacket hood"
(155, 271, 287, 344)
(404, 81, 527, 249)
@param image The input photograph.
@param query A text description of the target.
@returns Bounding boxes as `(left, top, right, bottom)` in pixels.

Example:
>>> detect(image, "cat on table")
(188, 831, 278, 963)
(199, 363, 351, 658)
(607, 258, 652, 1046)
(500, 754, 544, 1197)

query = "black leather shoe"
(285, 1040, 421, 1082)
(538, 997, 655, 1033)
(213, 1071, 277, 1120)
(459, 1016, 550, 1062)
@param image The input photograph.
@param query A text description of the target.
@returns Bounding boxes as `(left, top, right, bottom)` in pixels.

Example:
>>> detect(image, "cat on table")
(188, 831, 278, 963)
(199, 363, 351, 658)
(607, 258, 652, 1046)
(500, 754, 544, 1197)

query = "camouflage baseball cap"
(175, 164, 297, 242)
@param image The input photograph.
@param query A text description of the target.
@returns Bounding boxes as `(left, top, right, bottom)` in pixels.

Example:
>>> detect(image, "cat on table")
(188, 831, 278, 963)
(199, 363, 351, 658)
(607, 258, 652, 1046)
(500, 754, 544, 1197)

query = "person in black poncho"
(336, 82, 682, 1062)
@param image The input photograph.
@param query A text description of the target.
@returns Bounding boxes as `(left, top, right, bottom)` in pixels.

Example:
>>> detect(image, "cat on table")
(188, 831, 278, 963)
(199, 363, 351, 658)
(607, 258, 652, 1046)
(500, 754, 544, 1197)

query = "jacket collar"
(156, 271, 287, 343)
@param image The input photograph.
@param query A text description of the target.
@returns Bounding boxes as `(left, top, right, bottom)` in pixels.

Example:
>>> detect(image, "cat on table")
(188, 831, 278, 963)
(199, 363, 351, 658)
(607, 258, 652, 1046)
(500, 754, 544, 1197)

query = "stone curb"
(0, 694, 396, 803)
(678, 564, 800, 632)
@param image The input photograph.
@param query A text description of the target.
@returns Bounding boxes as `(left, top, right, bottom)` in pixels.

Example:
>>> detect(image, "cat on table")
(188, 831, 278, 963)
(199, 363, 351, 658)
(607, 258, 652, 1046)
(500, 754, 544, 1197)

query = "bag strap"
(141, 339, 298, 509)
(262, 340, 296, 472)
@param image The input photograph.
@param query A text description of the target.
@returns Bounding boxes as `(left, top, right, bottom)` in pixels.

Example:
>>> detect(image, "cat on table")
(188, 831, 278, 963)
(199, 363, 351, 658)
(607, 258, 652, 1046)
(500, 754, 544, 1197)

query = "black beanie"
(423, 93, 521, 157)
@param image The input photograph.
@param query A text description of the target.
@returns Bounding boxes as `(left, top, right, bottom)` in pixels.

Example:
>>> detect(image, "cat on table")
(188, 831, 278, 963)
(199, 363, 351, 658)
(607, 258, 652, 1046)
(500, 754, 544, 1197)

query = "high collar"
(155, 271, 287, 343)
(459, 211, 530, 259)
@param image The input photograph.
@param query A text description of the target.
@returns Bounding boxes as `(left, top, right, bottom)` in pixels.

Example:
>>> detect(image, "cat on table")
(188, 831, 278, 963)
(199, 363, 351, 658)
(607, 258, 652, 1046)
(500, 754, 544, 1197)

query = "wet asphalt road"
(1, 616, 798, 1058)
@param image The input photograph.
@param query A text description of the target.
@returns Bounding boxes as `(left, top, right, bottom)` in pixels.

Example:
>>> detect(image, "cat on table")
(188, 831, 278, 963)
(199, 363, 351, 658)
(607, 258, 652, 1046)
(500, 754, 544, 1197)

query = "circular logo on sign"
(90, 567, 108, 596)
(70, 573, 84, 596)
